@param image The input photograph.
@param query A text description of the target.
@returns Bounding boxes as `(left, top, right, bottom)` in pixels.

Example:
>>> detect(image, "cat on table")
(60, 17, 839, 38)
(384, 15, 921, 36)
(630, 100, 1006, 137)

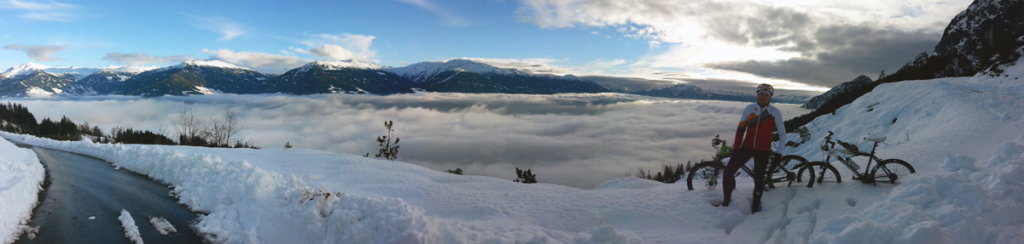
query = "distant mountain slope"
(635, 83, 808, 104)
(415, 70, 608, 94)
(801, 75, 873, 109)
(388, 59, 524, 83)
(268, 60, 412, 95)
(0, 63, 106, 97)
(0, 71, 73, 97)
(65, 66, 159, 95)
(118, 60, 273, 96)
(390, 59, 608, 94)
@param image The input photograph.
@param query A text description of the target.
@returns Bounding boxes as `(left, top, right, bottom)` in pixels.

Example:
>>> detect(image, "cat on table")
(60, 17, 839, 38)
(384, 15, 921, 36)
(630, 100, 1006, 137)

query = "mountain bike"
(686, 135, 812, 190)
(797, 131, 915, 185)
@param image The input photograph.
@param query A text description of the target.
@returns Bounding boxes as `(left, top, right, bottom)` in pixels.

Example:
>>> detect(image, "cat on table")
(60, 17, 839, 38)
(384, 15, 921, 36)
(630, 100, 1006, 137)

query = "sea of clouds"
(1, 93, 807, 187)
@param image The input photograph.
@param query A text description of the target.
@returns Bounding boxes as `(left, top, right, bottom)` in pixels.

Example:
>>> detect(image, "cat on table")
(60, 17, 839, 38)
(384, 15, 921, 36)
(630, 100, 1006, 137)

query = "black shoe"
(721, 199, 730, 207)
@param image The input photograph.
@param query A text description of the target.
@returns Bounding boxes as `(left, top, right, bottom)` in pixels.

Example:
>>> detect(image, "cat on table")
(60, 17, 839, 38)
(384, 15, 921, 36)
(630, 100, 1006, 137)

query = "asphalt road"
(15, 147, 204, 244)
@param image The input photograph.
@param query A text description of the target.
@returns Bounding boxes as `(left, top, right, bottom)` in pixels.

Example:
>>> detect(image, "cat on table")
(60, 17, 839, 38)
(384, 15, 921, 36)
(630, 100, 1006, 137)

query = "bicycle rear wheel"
(686, 161, 724, 190)
(871, 159, 915, 183)
(766, 155, 809, 188)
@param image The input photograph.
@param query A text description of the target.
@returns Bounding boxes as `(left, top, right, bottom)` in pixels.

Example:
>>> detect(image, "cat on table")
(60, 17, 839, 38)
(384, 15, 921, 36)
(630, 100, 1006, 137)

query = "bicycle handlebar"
(822, 131, 837, 152)
(712, 135, 726, 148)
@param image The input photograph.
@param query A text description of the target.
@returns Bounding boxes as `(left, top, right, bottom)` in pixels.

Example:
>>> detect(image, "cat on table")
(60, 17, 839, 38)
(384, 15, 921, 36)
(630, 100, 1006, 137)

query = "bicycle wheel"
(686, 161, 724, 190)
(806, 162, 841, 185)
(871, 159, 916, 183)
(766, 155, 809, 188)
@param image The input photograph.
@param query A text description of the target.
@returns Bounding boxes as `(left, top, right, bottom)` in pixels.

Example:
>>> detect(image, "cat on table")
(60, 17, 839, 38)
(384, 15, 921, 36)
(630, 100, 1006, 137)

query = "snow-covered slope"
(1, 58, 1023, 243)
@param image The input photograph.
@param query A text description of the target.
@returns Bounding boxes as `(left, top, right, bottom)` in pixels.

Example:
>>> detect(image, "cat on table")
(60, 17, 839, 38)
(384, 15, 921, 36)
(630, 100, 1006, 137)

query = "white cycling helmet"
(756, 83, 774, 96)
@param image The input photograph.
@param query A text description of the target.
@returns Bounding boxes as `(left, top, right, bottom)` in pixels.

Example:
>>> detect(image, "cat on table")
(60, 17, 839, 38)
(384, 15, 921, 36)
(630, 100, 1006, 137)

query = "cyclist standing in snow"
(722, 83, 787, 213)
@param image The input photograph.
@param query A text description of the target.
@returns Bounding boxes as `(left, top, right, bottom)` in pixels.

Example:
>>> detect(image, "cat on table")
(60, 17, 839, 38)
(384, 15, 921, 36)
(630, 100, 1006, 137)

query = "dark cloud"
(703, 6, 814, 48)
(709, 25, 940, 87)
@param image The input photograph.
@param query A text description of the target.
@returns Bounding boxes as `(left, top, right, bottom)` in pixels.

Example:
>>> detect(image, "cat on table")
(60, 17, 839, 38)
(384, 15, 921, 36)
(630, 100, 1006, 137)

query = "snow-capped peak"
(166, 60, 253, 71)
(387, 59, 528, 83)
(0, 63, 102, 81)
(0, 63, 51, 79)
(101, 65, 161, 74)
(299, 59, 385, 72)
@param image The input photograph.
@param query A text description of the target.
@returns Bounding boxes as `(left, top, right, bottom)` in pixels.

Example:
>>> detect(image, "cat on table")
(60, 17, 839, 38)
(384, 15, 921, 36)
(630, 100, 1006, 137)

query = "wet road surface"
(15, 147, 204, 244)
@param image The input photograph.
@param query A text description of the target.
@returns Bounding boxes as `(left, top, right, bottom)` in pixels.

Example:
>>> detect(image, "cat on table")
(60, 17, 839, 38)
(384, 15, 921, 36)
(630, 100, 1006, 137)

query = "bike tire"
(686, 161, 724, 191)
(806, 162, 841, 185)
(767, 155, 810, 188)
(871, 159, 916, 183)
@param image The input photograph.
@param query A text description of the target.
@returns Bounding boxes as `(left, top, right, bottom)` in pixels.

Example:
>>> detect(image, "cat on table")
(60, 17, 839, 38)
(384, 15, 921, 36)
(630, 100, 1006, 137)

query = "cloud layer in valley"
(3, 93, 806, 188)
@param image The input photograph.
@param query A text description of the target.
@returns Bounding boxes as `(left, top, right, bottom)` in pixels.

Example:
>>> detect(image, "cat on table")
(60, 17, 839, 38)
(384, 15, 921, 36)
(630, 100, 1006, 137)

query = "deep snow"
(0, 61, 1023, 243)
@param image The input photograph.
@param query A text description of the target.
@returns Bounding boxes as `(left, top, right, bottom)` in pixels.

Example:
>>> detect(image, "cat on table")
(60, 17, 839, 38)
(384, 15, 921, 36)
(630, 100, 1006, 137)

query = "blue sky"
(0, 0, 973, 92)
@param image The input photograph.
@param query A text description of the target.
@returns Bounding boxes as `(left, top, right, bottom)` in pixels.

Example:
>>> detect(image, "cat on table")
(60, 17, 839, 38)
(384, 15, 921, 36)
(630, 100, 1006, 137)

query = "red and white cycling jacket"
(734, 103, 787, 154)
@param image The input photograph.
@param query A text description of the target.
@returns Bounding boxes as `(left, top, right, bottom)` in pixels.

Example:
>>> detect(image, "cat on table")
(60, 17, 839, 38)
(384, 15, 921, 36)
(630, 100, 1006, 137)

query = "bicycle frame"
(820, 131, 884, 179)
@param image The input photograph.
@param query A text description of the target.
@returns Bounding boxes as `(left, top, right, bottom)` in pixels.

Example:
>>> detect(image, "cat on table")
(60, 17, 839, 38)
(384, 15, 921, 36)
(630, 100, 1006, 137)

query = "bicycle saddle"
(865, 136, 887, 143)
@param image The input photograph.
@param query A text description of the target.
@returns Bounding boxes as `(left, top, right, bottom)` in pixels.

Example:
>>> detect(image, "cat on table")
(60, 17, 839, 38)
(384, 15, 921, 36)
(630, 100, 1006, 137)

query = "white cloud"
(5, 93, 807, 188)
(309, 44, 356, 60)
(397, 0, 470, 27)
(202, 49, 309, 74)
(3, 44, 67, 61)
(184, 14, 250, 41)
(299, 33, 378, 61)
(0, 0, 77, 21)
(102, 52, 193, 66)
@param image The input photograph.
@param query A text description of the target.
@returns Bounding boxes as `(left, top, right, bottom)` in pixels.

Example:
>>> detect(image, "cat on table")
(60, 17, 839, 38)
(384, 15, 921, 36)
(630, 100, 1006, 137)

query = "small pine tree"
(374, 121, 400, 161)
(514, 167, 537, 184)
(878, 70, 886, 81)
(284, 141, 292, 149)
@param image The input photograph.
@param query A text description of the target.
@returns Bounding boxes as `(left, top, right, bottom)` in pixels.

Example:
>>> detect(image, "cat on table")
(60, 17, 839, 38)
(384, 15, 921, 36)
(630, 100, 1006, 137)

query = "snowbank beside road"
(0, 138, 44, 243)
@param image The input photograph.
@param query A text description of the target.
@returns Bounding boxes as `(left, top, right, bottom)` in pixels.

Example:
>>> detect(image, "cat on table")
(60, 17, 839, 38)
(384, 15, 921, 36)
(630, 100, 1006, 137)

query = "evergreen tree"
(374, 121, 400, 161)
(514, 167, 537, 184)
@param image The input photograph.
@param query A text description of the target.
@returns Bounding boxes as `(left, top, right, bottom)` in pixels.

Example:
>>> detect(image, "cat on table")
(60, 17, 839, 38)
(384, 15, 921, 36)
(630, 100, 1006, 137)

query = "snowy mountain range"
(0, 59, 610, 97)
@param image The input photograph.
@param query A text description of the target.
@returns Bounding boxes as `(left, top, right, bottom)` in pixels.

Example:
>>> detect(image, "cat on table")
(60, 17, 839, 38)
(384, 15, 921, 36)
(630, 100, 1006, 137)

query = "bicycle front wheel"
(806, 162, 841, 186)
(767, 155, 809, 188)
(687, 161, 724, 190)
(871, 159, 916, 183)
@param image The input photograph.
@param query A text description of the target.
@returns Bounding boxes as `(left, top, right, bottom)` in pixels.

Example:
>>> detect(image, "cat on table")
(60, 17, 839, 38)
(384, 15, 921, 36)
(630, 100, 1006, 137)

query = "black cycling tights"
(722, 147, 770, 213)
